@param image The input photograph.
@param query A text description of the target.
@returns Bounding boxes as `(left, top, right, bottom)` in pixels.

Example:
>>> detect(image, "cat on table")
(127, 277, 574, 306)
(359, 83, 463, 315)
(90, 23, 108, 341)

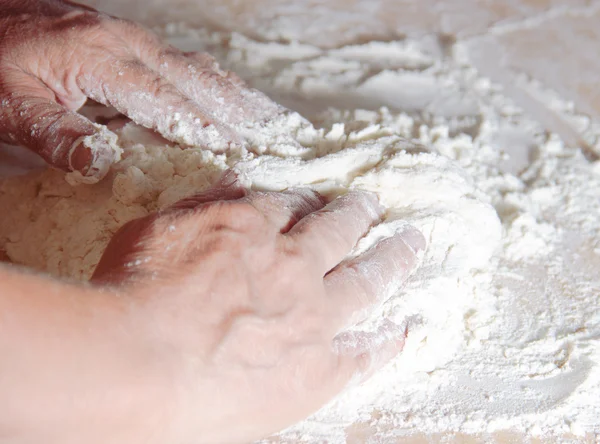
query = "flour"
(0, 21, 599, 443)
(65, 124, 123, 185)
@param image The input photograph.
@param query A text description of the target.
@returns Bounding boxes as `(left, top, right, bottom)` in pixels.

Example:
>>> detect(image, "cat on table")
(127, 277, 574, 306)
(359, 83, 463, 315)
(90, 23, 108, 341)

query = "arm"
(0, 265, 173, 444)
(0, 2, 425, 442)
(0, 184, 425, 444)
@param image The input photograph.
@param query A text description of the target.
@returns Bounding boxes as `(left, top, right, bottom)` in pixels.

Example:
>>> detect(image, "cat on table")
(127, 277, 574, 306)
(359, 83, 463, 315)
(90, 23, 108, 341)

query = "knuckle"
(148, 75, 176, 97)
(148, 209, 244, 260)
(379, 236, 416, 270)
(343, 190, 383, 215)
(285, 246, 311, 272)
(296, 189, 326, 211)
(116, 58, 146, 73)
(246, 191, 285, 216)
(49, 10, 105, 36)
(186, 65, 230, 89)
(281, 238, 316, 273)
(203, 200, 267, 232)
(185, 51, 217, 64)
(310, 212, 352, 245)
(115, 59, 179, 97)
(185, 52, 227, 75)
(204, 230, 245, 253)
(227, 201, 268, 228)
(345, 263, 378, 296)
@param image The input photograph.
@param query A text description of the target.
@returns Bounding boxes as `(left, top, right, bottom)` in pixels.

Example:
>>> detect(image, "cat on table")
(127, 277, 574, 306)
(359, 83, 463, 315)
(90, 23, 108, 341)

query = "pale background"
(75, 0, 600, 442)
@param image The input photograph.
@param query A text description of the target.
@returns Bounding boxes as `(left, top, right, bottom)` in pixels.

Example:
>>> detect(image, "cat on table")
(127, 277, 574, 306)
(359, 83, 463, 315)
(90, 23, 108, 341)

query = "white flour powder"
(0, 23, 599, 442)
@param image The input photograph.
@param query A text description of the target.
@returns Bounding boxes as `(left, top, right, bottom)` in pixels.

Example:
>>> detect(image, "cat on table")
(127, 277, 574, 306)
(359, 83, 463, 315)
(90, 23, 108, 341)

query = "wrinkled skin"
(91, 177, 425, 443)
(0, 0, 284, 182)
(0, 2, 427, 442)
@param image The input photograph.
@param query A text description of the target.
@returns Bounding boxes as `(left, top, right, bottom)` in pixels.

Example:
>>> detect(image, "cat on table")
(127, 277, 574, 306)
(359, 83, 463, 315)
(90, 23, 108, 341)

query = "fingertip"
(397, 224, 427, 255)
(334, 321, 407, 388)
(373, 229, 425, 285)
(355, 336, 405, 382)
(69, 142, 93, 174)
(66, 127, 122, 185)
(346, 190, 386, 220)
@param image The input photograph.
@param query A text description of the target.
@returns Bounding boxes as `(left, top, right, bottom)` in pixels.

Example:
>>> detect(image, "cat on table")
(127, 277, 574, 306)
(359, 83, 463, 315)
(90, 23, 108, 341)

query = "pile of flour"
(1, 23, 599, 442)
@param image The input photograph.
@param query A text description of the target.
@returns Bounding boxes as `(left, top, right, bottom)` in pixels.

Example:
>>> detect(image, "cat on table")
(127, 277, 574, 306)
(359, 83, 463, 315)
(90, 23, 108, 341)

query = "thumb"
(0, 66, 121, 184)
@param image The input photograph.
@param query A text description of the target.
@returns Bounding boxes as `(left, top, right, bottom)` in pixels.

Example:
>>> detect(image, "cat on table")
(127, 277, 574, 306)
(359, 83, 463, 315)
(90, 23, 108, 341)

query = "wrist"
(0, 267, 177, 444)
(126, 282, 225, 444)
(78, 285, 180, 444)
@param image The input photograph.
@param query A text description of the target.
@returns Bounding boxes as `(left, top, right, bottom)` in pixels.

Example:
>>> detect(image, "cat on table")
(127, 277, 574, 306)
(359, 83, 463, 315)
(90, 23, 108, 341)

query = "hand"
(0, 0, 284, 183)
(92, 176, 425, 443)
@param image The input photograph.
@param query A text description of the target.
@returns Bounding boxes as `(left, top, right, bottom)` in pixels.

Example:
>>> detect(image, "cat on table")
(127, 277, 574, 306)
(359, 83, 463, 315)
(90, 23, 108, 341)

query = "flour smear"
(0, 16, 599, 444)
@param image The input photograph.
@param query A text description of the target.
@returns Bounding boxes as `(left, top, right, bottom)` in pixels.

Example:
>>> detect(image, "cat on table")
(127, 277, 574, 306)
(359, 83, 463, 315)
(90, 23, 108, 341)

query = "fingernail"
(333, 319, 408, 356)
(66, 127, 122, 185)
(69, 143, 93, 175)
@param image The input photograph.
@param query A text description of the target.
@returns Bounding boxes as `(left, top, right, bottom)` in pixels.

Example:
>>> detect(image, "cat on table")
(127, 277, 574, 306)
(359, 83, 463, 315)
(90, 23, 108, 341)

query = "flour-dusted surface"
(1, 18, 600, 444)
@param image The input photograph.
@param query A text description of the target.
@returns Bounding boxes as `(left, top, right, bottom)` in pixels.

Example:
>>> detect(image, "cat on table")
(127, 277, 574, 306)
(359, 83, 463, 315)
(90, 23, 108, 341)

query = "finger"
(93, 171, 246, 283)
(112, 24, 283, 124)
(77, 56, 242, 151)
(142, 45, 282, 124)
(329, 320, 408, 393)
(149, 48, 283, 124)
(0, 66, 120, 183)
(242, 189, 326, 233)
(184, 52, 247, 88)
(287, 191, 385, 273)
(324, 226, 425, 330)
(168, 170, 247, 210)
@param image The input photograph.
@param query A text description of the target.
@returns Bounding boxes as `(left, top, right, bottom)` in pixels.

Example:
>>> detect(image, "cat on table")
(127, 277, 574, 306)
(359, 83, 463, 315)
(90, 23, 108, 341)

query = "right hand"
(92, 177, 426, 443)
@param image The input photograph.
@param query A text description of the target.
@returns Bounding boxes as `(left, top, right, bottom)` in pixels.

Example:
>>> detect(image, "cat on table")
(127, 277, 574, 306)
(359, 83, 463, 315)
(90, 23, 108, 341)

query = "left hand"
(0, 0, 285, 183)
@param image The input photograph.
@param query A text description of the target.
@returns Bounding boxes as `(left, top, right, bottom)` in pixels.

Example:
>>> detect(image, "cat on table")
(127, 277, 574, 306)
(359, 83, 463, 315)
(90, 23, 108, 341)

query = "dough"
(0, 108, 501, 376)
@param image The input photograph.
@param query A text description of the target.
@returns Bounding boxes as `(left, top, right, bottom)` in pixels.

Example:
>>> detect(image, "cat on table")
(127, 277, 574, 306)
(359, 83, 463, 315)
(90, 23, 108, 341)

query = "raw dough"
(0, 107, 501, 385)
